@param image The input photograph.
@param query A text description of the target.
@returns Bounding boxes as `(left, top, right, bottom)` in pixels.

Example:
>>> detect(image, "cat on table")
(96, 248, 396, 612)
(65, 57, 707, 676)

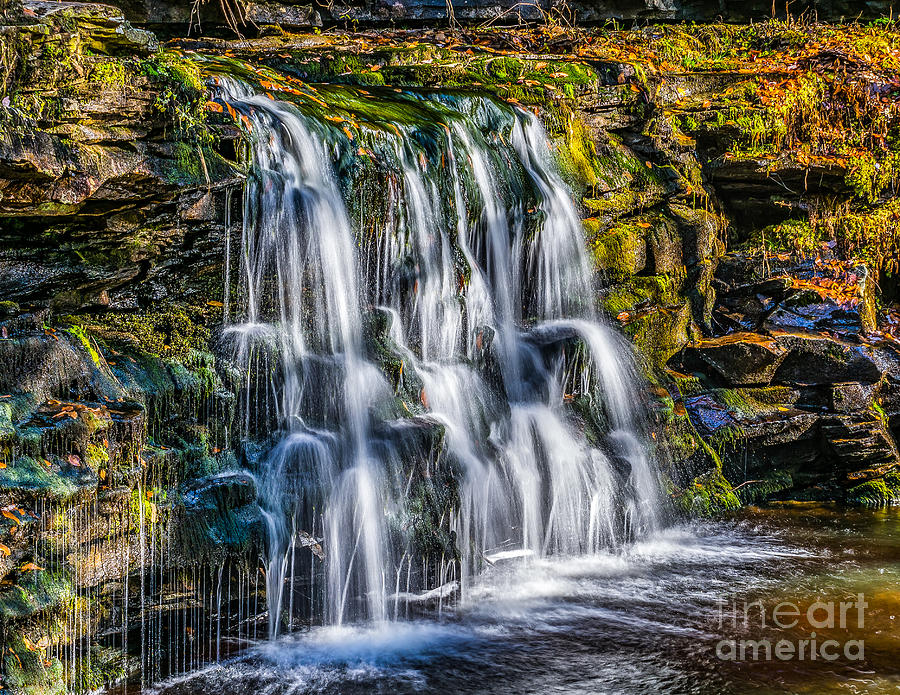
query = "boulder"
(772, 332, 883, 385)
(683, 332, 788, 386)
(821, 415, 899, 469)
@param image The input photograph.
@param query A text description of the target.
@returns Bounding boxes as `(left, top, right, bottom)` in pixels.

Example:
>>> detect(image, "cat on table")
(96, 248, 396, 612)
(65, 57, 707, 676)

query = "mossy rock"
(734, 470, 794, 504)
(585, 217, 647, 278)
(846, 468, 900, 507)
(3, 633, 65, 695)
(674, 468, 741, 517)
(602, 274, 684, 315)
(71, 645, 129, 693)
(0, 456, 92, 501)
(0, 570, 73, 620)
(75, 306, 212, 360)
(605, 275, 691, 369)
(0, 301, 20, 318)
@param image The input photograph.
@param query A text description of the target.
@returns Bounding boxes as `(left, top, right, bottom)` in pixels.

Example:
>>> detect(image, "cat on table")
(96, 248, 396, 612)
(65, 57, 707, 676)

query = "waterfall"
(215, 77, 662, 637)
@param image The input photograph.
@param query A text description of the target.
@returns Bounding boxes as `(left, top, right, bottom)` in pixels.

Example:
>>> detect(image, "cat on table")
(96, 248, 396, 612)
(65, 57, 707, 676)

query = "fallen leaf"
(0, 543, 9, 556)
(20, 562, 43, 571)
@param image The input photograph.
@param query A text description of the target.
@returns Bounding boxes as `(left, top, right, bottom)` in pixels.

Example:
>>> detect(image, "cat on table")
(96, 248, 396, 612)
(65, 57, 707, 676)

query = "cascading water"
(214, 74, 663, 638)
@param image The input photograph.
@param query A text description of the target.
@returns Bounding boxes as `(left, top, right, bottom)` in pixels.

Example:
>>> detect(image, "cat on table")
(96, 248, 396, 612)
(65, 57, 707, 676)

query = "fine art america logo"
(714, 595, 867, 662)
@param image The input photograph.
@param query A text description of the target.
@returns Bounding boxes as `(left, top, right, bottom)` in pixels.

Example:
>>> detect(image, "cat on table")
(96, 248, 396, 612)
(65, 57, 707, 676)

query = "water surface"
(150, 504, 900, 695)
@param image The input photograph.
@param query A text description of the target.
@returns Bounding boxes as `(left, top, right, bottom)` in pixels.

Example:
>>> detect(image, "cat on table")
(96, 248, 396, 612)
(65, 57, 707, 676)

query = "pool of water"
(149, 504, 900, 694)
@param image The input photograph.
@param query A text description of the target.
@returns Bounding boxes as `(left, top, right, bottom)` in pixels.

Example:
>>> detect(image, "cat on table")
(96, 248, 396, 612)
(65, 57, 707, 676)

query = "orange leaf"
(1, 510, 20, 525)
(205, 101, 224, 113)
(20, 562, 43, 571)
(0, 543, 9, 556)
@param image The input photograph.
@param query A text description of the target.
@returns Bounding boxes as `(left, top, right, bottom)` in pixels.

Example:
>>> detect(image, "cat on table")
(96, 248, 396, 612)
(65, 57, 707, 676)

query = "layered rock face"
(113, 0, 895, 33)
(1, 5, 264, 692)
(2, 2, 900, 693)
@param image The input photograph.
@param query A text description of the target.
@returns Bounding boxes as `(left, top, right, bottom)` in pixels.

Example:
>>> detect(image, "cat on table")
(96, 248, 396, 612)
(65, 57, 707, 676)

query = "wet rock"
(832, 382, 877, 414)
(683, 389, 819, 448)
(772, 332, 883, 386)
(682, 393, 737, 434)
(683, 333, 788, 386)
(822, 415, 899, 468)
(846, 467, 900, 506)
(669, 203, 720, 267)
(765, 289, 869, 333)
(174, 471, 261, 562)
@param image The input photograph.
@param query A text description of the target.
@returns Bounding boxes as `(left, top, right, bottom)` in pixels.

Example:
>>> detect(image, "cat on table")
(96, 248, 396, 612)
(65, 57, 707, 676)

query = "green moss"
(846, 468, 900, 506)
(0, 571, 74, 620)
(3, 633, 65, 695)
(585, 217, 646, 277)
(822, 200, 900, 275)
(602, 274, 682, 315)
(750, 218, 825, 256)
(554, 115, 605, 191)
(78, 306, 212, 359)
(583, 190, 646, 219)
(89, 60, 126, 88)
(64, 325, 103, 368)
(72, 646, 128, 692)
(85, 442, 109, 468)
(620, 305, 692, 370)
(708, 423, 746, 456)
(141, 50, 210, 144)
(735, 470, 793, 504)
(0, 457, 84, 501)
(674, 468, 741, 517)
(716, 386, 796, 416)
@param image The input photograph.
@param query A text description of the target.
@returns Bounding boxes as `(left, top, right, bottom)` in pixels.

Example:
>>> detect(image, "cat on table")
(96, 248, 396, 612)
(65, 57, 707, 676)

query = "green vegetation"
(73, 305, 213, 360)
(674, 468, 741, 517)
(847, 468, 900, 506)
(142, 50, 211, 143)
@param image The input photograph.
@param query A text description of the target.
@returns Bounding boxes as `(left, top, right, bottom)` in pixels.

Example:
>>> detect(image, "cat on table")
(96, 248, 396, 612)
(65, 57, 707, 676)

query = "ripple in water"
(152, 508, 900, 695)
